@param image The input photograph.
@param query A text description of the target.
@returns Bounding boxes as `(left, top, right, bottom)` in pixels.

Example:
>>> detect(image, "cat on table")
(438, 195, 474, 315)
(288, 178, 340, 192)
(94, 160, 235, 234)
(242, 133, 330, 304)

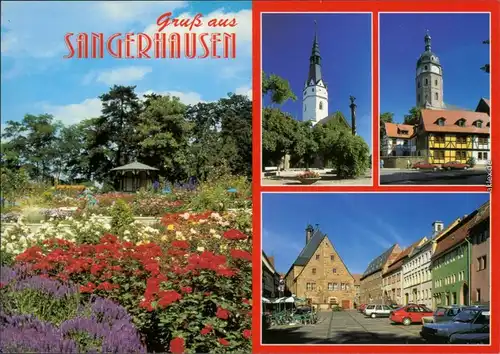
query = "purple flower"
(0, 266, 17, 286)
(12, 276, 78, 299)
(0, 314, 78, 353)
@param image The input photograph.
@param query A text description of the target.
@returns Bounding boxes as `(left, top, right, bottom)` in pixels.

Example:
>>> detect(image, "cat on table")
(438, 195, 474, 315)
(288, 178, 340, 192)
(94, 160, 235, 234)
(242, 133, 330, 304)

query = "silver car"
(364, 304, 393, 318)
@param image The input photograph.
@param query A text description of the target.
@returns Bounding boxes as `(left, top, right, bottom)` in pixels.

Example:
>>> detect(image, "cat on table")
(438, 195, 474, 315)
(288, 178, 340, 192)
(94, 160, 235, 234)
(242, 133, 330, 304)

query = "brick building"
(284, 225, 356, 310)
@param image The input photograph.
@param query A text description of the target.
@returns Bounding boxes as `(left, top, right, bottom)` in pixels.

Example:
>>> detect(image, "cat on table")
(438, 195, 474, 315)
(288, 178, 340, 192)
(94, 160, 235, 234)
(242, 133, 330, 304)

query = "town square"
(262, 193, 490, 344)
(379, 13, 490, 185)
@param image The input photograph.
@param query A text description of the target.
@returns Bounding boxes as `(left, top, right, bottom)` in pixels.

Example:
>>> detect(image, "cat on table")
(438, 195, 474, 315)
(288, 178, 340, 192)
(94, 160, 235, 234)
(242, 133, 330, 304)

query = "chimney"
(432, 221, 444, 236)
(349, 96, 357, 136)
(306, 224, 314, 244)
(268, 256, 275, 267)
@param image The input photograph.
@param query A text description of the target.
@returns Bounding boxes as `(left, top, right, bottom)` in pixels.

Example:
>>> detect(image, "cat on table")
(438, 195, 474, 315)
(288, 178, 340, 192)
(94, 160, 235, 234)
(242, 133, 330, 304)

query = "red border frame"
(252, 1, 499, 353)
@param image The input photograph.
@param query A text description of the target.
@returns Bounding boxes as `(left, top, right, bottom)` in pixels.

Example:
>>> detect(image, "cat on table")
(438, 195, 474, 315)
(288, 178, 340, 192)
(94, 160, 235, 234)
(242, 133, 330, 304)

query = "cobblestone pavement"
(262, 310, 426, 344)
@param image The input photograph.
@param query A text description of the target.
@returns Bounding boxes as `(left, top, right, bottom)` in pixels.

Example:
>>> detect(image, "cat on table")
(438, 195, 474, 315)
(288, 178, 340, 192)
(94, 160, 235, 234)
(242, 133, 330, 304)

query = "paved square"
(262, 310, 426, 344)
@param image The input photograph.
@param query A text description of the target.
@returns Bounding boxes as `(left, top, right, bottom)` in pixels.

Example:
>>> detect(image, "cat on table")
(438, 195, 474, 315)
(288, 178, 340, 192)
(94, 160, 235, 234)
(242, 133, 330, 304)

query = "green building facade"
(431, 241, 470, 308)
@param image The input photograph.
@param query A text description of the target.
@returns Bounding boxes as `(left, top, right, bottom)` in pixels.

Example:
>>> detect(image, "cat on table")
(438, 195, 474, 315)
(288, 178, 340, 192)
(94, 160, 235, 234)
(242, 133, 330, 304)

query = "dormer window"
(456, 119, 466, 127)
(473, 120, 483, 128)
(436, 118, 445, 126)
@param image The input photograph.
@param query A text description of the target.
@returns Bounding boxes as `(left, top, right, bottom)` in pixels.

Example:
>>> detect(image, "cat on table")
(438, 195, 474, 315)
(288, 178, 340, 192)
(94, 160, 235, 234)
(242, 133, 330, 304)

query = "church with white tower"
(415, 31, 445, 110)
(301, 22, 355, 134)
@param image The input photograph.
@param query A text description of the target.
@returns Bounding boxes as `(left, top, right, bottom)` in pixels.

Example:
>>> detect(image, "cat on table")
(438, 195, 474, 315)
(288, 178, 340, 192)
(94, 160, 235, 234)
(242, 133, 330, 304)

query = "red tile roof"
(384, 122, 415, 139)
(420, 109, 490, 134)
(384, 238, 425, 274)
(432, 203, 488, 260)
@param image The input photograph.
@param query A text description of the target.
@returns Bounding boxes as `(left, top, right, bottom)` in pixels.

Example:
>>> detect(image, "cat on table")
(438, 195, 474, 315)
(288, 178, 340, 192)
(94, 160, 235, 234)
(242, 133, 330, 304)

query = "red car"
(390, 304, 434, 326)
(358, 304, 367, 313)
(442, 161, 470, 170)
(412, 162, 440, 171)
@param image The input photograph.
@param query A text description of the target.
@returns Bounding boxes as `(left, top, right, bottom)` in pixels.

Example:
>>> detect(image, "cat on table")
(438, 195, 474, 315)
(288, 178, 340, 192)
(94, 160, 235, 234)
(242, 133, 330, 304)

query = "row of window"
(432, 135, 489, 144)
(417, 78, 439, 88)
(433, 246, 465, 269)
(305, 282, 351, 291)
(404, 269, 432, 288)
(435, 118, 486, 128)
(315, 254, 335, 261)
(410, 289, 432, 302)
(303, 101, 325, 112)
(402, 250, 432, 272)
(311, 267, 338, 275)
(434, 271, 465, 288)
(417, 92, 439, 104)
(473, 230, 489, 244)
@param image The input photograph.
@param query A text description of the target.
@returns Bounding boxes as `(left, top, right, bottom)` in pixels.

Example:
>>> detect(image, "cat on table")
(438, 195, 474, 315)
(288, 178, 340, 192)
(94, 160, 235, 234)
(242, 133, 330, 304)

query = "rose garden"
(0, 86, 253, 353)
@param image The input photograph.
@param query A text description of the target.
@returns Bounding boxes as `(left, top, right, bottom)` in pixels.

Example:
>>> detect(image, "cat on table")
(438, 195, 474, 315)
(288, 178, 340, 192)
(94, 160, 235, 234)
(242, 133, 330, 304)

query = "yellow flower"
(197, 246, 205, 252)
(161, 235, 168, 241)
(167, 224, 175, 231)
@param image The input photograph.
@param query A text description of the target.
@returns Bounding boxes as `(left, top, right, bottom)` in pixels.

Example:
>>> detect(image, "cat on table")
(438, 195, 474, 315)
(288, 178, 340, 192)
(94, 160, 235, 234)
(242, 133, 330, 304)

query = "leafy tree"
(331, 131, 370, 178)
(262, 108, 297, 167)
(262, 71, 297, 105)
(98, 85, 142, 167)
(380, 112, 394, 124)
(137, 95, 191, 182)
(290, 121, 318, 168)
(403, 107, 421, 125)
(219, 94, 252, 178)
(1, 114, 61, 181)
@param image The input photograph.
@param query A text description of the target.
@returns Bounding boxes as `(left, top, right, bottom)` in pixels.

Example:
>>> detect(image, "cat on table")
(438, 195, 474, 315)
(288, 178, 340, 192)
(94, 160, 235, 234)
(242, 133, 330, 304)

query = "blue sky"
(380, 13, 490, 121)
(1, 1, 251, 129)
(262, 193, 489, 275)
(262, 13, 372, 148)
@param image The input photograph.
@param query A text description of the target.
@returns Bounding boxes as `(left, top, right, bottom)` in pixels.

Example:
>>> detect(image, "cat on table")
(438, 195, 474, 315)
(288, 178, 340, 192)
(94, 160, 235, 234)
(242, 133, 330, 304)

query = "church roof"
(420, 109, 490, 134)
(306, 22, 323, 86)
(361, 244, 399, 279)
(417, 31, 441, 67)
(316, 111, 351, 128)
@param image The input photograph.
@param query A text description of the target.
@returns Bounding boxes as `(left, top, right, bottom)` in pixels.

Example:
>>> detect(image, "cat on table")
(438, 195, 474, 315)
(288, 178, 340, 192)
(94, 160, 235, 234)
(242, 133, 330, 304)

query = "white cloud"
(235, 85, 252, 99)
(41, 88, 207, 126)
(83, 66, 153, 85)
(0, 1, 187, 58)
(42, 98, 103, 126)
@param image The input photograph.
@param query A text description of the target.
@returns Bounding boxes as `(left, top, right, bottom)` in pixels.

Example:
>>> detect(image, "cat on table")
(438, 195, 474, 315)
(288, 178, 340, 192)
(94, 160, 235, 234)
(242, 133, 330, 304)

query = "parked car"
(389, 304, 401, 310)
(449, 331, 490, 344)
(358, 304, 367, 313)
(420, 307, 490, 343)
(412, 162, 440, 171)
(390, 304, 434, 326)
(442, 161, 470, 170)
(363, 304, 393, 318)
(422, 305, 462, 324)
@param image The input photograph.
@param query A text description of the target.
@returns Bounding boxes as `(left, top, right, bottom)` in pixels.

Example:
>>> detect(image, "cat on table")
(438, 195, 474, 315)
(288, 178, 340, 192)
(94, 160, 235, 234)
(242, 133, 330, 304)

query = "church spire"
(307, 20, 322, 85)
(424, 30, 432, 52)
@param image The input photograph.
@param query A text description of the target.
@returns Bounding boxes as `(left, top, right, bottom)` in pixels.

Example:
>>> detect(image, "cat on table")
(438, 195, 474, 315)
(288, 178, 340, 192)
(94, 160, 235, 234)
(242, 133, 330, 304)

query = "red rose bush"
(11, 209, 252, 353)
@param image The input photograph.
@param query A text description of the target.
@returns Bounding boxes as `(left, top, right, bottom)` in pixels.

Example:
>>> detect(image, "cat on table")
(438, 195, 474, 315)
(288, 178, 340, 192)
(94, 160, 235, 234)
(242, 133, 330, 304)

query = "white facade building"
(471, 136, 491, 166)
(381, 122, 417, 157)
(402, 238, 434, 309)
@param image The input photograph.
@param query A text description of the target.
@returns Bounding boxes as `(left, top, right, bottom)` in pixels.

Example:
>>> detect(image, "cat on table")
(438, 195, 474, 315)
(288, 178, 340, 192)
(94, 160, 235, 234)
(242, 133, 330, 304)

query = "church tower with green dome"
(415, 31, 445, 110)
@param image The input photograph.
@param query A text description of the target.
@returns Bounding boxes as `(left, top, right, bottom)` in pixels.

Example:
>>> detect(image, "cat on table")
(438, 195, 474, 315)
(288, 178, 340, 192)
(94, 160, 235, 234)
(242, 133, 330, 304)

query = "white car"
(364, 304, 393, 318)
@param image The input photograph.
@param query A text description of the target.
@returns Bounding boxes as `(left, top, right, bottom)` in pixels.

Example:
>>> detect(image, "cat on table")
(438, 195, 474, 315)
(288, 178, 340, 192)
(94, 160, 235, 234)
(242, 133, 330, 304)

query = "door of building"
(341, 300, 350, 309)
